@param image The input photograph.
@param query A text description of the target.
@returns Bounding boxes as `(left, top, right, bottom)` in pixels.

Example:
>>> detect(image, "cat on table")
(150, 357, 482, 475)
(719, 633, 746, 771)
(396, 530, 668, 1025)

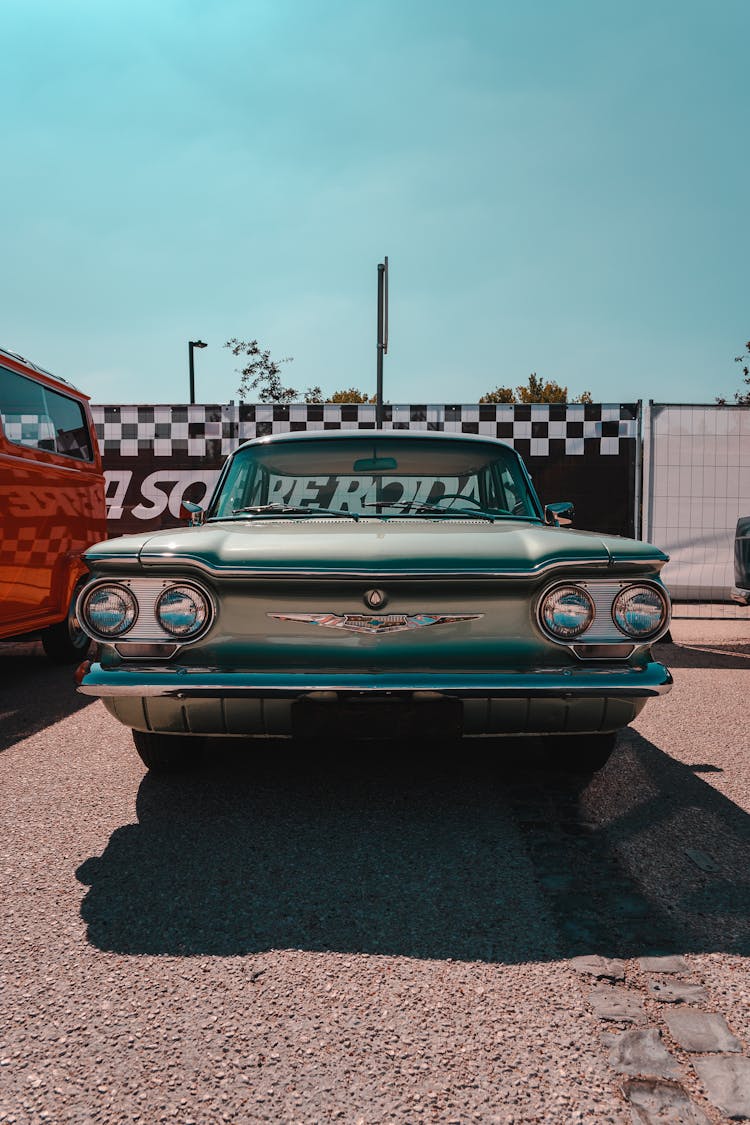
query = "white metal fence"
(643, 403, 750, 616)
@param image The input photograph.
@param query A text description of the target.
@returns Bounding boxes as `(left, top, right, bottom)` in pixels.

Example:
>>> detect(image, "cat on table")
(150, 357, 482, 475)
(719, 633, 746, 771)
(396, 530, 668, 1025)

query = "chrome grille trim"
(134, 554, 621, 578)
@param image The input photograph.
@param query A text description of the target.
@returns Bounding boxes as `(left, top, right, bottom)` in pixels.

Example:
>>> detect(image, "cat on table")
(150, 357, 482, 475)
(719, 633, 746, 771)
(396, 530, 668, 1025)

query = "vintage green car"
(75, 431, 672, 773)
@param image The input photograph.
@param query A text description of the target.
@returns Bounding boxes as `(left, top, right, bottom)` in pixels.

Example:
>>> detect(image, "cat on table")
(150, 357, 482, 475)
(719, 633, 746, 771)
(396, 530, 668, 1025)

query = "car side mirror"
(545, 501, 574, 526)
(180, 500, 205, 526)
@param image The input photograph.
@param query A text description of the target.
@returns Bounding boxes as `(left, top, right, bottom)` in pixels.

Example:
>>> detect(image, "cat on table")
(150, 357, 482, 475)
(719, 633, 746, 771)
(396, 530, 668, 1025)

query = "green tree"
(225, 338, 296, 402)
(329, 388, 376, 403)
(723, 340, 750, 405)
(225, 338, 325, 403)
(715, 339, 750, 407)
(478, 386, 515, 404)
(480, 373, 592, 404)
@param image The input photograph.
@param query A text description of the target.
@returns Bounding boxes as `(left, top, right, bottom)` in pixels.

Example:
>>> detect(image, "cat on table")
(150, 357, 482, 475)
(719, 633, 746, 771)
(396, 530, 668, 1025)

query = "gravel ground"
(0, 622, 748, 1124)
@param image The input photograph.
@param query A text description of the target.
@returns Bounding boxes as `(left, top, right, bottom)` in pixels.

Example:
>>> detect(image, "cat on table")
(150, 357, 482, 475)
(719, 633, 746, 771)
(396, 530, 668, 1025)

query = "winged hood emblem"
(268, 612, 482, 635)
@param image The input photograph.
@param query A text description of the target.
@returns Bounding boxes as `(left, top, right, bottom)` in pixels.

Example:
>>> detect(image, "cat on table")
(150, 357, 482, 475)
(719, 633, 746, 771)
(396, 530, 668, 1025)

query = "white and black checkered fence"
(93, 402, 640, 540)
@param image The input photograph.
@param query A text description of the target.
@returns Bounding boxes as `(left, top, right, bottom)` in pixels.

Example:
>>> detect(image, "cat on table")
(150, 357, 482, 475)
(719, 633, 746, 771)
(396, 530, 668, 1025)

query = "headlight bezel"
(537, 578, 671, 647)
(538, 584, 596, 639)
(611, 583, 670, 640)
(155, 583, 212, 639)
(77, 577, 215, 646)
(79, 582, 139, 639)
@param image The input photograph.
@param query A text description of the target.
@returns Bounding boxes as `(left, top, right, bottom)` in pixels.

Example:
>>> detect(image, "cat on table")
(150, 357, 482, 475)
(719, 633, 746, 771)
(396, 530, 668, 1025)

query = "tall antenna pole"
(376, 256, 388, 426)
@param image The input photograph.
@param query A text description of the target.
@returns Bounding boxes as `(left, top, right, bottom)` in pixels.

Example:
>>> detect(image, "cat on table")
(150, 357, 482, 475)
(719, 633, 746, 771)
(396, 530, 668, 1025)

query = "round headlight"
(156, 585, 210, 638)
(82, 584, 137, 637)
(540, 585, 595, 638)
(612, 585, 667, 638)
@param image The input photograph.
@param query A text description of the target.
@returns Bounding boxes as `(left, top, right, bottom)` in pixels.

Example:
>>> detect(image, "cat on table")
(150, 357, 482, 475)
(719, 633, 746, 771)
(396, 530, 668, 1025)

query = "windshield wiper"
(361, 502, 497, 522)
(215, 503, 360, 521)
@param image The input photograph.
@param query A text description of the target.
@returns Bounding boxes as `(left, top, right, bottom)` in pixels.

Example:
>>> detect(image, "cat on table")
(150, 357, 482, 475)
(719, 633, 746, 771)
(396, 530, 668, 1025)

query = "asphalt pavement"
(0, 622, 748, 1124)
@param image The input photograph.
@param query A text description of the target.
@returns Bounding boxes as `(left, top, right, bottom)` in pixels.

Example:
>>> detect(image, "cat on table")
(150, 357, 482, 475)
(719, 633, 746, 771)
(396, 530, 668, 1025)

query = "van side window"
(0, 366, 93, 461)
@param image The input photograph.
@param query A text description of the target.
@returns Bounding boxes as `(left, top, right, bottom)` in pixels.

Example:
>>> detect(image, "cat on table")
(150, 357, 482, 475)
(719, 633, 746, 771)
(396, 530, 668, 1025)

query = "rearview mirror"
(180, 500, 205, 526)
(353, 456, 398, 472)
(544, 501, 574, 526)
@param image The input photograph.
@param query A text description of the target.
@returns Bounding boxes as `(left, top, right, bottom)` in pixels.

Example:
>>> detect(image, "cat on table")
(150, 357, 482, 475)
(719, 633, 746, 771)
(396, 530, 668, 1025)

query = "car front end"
(75, 431, 672, 771)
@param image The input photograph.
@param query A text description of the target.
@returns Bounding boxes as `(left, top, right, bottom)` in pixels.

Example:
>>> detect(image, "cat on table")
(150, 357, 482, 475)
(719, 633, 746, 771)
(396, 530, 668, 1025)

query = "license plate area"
(291, 695, 463, 741)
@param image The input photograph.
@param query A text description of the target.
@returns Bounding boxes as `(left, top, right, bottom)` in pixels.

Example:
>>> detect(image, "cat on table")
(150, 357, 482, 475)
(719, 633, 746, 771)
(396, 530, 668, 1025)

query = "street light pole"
(376, 257, 388, 426)
(188, 340, 207, 404)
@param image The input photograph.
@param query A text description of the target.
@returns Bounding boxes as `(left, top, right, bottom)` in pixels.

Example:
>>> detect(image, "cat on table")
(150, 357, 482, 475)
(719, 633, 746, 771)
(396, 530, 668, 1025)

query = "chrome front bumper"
(77, 660, 673, 700)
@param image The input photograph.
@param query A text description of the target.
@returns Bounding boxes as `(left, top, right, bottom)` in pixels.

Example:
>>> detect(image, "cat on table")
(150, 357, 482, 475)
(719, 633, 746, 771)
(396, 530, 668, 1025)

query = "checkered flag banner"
(91, 402, 638, 458)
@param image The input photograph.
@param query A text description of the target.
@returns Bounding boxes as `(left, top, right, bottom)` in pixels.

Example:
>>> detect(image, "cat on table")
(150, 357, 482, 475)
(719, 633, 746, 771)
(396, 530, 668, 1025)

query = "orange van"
(0, 347, 106, 661)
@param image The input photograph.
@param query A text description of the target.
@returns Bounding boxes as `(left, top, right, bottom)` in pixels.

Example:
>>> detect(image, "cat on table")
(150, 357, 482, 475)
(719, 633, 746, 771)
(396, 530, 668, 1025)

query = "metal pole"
(189, 342, 196, 405)
(634, 399, 643, 539)
(376, 265, 384, 426)
(376, 257, 388, 426)
(188, 340, 206, 405)
(641, 399, 653, 542)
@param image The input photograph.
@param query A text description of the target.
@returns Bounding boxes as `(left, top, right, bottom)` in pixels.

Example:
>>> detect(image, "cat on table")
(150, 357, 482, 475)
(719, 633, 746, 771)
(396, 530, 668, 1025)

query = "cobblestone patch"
(571, 955, 627, 981)
(639, 955, 690, 974)
(664, 1008, 743, 1053)
(691, 1056, 750, 1120)
(622, 1078, 711, 1124)
(646, 979, 709, 1004)
(582, 954, 750, 1120)
(609, 1029, 681, 1080)
(589, 985, 647, 1025)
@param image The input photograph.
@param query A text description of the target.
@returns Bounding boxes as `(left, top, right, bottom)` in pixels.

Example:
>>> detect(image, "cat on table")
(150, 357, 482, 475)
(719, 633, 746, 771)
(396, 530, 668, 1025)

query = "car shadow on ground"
(0, 641, 95, 753)
(76, 730, 750, 964)
(655, 639, 750, 669)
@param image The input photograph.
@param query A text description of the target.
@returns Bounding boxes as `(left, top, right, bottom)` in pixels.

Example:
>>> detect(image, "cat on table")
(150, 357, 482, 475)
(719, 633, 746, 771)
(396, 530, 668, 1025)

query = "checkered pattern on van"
(0, 524, 73, 568)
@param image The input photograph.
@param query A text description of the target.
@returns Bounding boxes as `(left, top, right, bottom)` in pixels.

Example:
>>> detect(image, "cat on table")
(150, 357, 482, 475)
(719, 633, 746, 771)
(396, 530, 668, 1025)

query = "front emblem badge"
(364, 588, 385, 609)
(268, 612, 483, 635)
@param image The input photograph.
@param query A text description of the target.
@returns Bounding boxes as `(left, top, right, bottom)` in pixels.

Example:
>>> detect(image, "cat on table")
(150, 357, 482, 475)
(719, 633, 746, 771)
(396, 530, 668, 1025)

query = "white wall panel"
(644, 404, 750, 601)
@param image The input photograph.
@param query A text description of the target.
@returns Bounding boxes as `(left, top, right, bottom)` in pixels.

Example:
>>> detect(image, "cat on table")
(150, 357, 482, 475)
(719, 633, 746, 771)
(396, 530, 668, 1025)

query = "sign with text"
(94, 403, 639, 539)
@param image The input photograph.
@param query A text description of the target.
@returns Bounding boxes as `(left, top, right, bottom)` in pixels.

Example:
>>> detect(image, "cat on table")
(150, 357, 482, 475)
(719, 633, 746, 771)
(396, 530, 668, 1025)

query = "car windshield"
(208, 436, 541, 521)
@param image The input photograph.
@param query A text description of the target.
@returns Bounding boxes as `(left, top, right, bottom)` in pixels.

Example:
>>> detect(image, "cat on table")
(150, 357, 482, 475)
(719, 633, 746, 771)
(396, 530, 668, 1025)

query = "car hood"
(85, 519, 668, 577)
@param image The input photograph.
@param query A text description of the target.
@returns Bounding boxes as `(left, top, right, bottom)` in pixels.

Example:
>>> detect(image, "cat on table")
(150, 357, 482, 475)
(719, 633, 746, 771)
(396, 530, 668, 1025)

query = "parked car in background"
(0, 346, 106, 661)
(732, 516, 750, 605)
(75, 430, 672, 773)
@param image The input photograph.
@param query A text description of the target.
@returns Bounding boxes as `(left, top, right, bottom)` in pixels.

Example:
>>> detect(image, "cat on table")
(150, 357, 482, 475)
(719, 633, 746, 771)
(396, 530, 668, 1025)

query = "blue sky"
(2, 0, 748, 405)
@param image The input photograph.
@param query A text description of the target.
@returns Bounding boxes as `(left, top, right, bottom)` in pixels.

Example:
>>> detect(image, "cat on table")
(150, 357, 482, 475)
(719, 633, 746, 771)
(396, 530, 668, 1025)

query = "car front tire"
(132, 730, 205, 774)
